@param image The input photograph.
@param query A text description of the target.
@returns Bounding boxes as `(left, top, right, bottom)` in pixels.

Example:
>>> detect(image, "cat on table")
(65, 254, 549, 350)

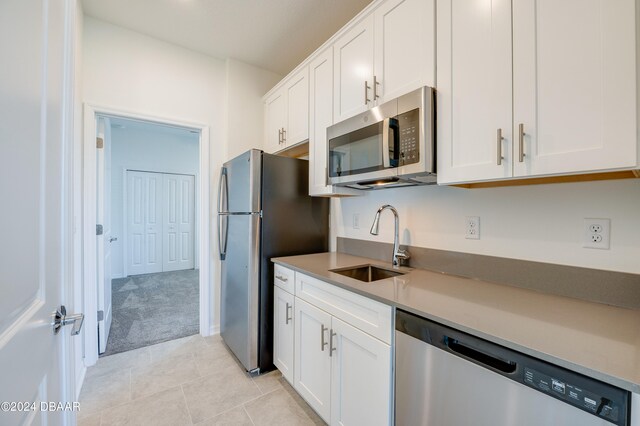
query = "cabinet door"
(309, 48, 361, 197)
(285, 67, 309, 146)
(294, 297, 332, 423)
(264, 89, 286, 153)
(273, 286, 295, 384)
(330, 317, 392, 426)
(436, 0, 513, 184)
(512, 0, 637, 177)
(374, 0, 435, 103)
(334, 14, 375, 122)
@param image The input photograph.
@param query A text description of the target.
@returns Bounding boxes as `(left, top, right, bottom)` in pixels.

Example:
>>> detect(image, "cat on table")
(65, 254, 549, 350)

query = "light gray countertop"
(272, 252, 640, 393)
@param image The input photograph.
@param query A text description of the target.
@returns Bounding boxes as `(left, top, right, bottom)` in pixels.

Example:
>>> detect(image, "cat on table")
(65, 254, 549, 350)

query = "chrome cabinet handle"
(282, 128, 286, 144)
(275, 274, 288, 282)
(321, 324, 329, 351)
(497, 128, 504, 166)
(518, 123, 526, 162)
(373, 75, 380, 100)
(52, 305, 84, 336)
(329, 329, 337, 357)
(285, 303, 292, 325)
(364, 80, 371, 105)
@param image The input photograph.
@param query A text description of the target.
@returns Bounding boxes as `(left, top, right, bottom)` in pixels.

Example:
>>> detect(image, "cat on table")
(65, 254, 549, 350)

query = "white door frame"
(82, 103, 211, 367)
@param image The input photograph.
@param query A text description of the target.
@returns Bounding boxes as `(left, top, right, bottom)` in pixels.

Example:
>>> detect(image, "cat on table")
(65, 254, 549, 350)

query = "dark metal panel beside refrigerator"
(218, 149, 329, 374)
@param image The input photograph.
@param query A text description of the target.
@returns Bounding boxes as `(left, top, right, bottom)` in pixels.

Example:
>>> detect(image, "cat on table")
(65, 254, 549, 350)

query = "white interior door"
(163, 173, 195, 272)
(0, 0, 75, 424)
(96, 116, 113, 354)
(127, 171, 163, 275)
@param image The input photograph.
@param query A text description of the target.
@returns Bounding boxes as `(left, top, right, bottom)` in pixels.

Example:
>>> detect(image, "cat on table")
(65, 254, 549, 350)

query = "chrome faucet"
(369, 204, 410, 267)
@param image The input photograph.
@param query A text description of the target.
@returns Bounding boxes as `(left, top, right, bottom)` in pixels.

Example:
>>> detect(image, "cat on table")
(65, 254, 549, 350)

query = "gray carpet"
(102, 269, 199, 357)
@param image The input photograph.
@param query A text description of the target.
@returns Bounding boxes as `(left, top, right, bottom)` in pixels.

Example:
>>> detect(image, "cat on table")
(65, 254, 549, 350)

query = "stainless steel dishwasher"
(395, 309, 630, 426)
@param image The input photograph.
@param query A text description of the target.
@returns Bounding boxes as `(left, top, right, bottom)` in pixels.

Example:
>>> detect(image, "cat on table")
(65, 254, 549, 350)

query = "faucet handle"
(394, 248, 411, 266)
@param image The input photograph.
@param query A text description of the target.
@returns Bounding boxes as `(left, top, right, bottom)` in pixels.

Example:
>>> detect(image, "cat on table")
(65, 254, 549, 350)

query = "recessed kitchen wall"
(83, 17, 280, 333)
(110, 122, 200, 278)
(332, 179, 640, 274)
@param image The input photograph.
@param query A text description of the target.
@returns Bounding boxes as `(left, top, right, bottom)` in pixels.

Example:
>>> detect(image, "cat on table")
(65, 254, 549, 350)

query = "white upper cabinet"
(438, 0, 638, 184)
(285, 68, 310, 146)
(264, 88, 286, 154)
(309, 48, 361, 197)
(512, 0, 637, 177)
(333, 15, 376, 123)
(334, 0, 435, 123)
(264, 67, 309, 154)
(374, 0, 435, 103)
(436, 0, 514, 184)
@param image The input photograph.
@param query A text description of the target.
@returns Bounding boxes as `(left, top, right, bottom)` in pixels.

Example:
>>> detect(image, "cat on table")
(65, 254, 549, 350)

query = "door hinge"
(97, 310, 104, 322)
(96, 137, 104, 149)
(96, 224, 103, 235)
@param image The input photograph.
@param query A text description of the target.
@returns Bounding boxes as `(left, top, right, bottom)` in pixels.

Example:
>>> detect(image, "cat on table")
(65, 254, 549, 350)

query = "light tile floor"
(78, 334, 325, 426)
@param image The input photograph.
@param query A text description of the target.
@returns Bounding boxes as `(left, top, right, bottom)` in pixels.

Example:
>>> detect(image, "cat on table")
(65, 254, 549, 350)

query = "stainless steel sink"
(330, 264, 406, 282)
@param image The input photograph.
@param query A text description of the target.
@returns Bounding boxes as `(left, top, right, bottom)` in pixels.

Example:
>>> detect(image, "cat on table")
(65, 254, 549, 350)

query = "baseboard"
(211, 324, 220, 335)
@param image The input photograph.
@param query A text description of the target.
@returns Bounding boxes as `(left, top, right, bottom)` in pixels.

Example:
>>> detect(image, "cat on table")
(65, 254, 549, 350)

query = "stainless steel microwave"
(327, 86, 435, 190)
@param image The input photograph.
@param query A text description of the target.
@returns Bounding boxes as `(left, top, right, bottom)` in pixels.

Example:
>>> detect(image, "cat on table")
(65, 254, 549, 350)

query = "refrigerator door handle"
(218, 168, 229, 260)
(218, 214, 228, 260)
(218, 167, 228, 213)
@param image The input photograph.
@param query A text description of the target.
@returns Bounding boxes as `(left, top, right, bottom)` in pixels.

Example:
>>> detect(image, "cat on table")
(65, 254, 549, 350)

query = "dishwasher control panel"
(524, 367, 624, 424)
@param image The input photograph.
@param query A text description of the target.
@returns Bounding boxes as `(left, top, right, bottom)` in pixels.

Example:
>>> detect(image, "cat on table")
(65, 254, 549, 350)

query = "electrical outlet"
(583, 218, 610, 249)
(352, 213, 360, 229)
(465, 216, 480, 240)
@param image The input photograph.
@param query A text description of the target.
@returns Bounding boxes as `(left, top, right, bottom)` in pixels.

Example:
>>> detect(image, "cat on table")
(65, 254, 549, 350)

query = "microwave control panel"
(398, 108, 420, 166)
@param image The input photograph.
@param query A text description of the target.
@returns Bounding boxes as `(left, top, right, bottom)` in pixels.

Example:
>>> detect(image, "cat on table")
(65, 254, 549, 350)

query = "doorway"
(83, 106, 212, 366)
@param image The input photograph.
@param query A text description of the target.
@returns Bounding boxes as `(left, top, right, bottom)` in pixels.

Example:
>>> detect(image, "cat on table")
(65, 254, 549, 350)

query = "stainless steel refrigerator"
(218, 149, 329, 373)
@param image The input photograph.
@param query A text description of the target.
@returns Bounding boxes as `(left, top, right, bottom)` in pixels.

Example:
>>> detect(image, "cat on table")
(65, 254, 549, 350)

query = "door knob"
(52, 305, 84, 336)
(109, 237, 117, 243)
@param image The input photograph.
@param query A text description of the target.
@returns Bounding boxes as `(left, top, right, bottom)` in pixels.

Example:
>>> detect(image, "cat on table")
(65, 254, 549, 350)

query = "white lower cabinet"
(273, 285, 295, 384)
(330, 317, 392, 426)
(294, 298, 333, 422)
(281, 269, 392, 426)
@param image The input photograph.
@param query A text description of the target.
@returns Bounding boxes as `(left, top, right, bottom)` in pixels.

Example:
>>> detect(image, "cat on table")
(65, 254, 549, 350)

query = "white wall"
(333, 179, 640, 274)
(83, 16, 224, 334)
(83, 17, 278, 333)
(224, 59, 281, 161)
(109, 122, 200, 278)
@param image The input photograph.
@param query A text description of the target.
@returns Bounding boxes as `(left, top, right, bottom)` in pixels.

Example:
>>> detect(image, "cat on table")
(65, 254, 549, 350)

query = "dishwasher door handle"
(444, 336, 517, 374)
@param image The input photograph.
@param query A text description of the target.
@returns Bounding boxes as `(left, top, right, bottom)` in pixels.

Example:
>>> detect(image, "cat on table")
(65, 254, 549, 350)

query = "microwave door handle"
(389, 118, 400, 167)
(382, 118, 391, 168)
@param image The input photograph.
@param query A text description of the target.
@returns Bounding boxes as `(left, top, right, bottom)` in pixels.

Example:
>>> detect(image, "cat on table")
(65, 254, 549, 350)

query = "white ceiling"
(82, 0, 373, 75)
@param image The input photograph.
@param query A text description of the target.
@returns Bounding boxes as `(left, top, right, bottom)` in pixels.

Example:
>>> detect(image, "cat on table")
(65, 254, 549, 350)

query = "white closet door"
(163, 173, 195, 272)
(127, 171, 163, 275)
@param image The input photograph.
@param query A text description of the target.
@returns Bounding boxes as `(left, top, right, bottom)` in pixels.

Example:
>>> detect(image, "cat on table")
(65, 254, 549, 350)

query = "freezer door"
(220, 213, 261, 371)
(221, 149, 262, 213)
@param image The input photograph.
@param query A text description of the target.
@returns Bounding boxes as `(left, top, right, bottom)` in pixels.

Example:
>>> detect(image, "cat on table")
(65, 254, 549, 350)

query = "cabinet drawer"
(274, 264, 295, 293)
(295, 272, 392, 344)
